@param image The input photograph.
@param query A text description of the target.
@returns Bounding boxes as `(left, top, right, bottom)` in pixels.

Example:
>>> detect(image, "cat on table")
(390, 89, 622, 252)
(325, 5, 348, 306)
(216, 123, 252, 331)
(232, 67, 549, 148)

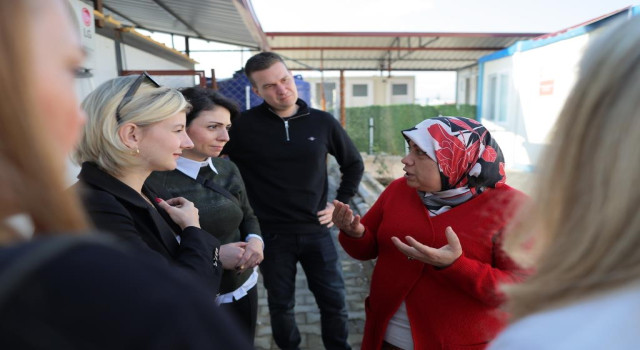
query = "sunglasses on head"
(115, 72, 161, 123)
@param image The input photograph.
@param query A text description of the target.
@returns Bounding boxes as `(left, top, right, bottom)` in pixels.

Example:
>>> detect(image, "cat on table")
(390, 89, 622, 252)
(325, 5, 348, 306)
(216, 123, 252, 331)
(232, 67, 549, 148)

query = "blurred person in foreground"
(490, 14, 640, 350)
(333, 116, 527, 349)
(147, 87, 264, 343)
(0, 0, 251, 348)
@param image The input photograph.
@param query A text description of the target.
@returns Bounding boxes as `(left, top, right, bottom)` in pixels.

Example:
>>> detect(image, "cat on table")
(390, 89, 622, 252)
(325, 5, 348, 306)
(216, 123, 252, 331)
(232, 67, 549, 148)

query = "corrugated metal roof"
(90, 1, 541, 71)
(266, 32, 542, 71)
(94, 0, 268, 49)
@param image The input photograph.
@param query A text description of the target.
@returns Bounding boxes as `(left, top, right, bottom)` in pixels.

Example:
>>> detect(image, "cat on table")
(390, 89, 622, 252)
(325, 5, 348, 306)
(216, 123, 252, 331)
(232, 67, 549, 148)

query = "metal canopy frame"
(87, 0, 546, 125)
(89, 1, 542, 72)
(265, 31, 543, 72)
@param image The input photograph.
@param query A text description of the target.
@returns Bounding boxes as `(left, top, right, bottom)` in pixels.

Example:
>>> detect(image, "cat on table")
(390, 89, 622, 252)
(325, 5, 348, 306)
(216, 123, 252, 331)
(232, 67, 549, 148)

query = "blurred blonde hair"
(74, 76, 189, 176)
(0, 0, 87, 240)
(503, 15, 640, 321)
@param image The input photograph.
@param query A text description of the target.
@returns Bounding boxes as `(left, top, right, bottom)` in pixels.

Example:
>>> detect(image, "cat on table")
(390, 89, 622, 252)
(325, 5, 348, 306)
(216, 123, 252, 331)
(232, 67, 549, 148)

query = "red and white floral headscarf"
(402, 116, 506, 216)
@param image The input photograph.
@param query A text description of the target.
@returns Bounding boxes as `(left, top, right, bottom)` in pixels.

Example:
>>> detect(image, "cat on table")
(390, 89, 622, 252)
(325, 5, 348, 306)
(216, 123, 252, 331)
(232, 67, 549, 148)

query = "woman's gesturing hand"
(156, 197, 200, 229)
(331, 200, 365, 238)
(391, 226, 462, 268)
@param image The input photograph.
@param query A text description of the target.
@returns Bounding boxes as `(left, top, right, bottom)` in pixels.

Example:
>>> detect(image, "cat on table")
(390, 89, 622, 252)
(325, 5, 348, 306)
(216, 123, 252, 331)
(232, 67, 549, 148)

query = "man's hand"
(317, 202, 335, 228)
(391, 226, 462, 268)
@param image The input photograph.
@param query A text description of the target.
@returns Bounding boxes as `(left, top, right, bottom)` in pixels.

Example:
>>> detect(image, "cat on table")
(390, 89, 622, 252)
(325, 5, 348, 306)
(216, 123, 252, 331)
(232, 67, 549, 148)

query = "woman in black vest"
(147, 87, 264, 343)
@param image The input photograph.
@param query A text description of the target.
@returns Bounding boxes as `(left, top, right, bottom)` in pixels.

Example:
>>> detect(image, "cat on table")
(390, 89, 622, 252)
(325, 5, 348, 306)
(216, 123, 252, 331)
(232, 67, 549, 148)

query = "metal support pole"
(114, 31, 123, 76)
(93, 0, 104, 28)
(368, 117, 374, 155)
(185, 36, 190, 57)
(320, 50, 326, 111)
(245, 85, 251, 110)
(210, 69, 218, 90)
(340, 70, 346, 127)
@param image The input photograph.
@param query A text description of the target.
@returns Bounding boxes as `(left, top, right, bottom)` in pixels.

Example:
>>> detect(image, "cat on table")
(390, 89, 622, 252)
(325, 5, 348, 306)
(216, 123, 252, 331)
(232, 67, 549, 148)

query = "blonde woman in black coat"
(73, 74, 232, 294)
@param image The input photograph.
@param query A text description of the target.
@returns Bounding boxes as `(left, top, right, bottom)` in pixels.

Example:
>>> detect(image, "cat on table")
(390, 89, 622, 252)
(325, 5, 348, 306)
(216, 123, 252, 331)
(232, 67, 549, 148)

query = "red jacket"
(340, 178, 527, 350)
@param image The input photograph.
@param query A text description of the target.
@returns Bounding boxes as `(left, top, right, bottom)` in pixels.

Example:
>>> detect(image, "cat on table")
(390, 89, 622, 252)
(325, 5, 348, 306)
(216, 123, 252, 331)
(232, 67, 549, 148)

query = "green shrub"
(344, 104, 476, 155)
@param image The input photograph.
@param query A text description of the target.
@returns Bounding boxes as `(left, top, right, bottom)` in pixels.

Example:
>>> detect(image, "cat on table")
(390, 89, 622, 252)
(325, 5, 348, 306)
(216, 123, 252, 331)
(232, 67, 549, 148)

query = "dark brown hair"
(180, 87, 240, 125)
(244, 52, 287, 86)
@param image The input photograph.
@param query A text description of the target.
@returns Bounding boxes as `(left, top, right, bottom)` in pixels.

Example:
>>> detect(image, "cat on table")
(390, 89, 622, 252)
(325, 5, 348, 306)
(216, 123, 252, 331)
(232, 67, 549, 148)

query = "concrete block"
(306, 311, 321, 324)
(253, 339, 270, 350)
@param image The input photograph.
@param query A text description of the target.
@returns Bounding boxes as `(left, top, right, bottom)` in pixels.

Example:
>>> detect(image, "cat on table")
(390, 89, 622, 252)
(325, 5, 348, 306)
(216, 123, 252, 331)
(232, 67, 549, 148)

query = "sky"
(148, 0, 637, 104)
(251, 0, 635, 33)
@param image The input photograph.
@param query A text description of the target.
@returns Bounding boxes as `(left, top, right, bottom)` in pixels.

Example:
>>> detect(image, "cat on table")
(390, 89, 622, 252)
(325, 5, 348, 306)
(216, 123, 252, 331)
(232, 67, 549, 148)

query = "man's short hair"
(245, 52, 287, 87)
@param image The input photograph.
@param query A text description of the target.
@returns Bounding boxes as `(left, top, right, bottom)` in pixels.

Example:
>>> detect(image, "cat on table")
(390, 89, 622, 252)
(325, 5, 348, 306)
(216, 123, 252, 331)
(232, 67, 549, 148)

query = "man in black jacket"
(224, 52, 363, 350)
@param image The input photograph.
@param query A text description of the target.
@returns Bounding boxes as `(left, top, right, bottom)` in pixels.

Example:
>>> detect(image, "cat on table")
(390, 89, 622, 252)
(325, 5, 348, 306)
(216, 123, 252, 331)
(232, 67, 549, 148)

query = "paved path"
(253, 225, 372, 350)
(254, 159, 372, 350)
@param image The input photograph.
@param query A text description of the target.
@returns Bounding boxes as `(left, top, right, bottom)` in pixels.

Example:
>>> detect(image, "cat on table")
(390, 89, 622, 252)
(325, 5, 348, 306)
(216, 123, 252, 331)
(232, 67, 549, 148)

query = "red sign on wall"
(540, 80, 554, 95)
(81, 7, 91, 26)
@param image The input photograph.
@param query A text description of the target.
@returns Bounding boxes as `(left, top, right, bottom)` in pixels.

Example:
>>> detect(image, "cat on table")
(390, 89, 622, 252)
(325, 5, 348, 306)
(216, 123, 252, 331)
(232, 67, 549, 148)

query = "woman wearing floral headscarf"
(333, 117, 528, 350)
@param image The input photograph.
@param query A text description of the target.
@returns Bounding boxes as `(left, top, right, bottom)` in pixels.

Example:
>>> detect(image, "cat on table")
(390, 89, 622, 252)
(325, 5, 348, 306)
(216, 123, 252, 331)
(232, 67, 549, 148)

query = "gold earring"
(131, 148, 140, 156)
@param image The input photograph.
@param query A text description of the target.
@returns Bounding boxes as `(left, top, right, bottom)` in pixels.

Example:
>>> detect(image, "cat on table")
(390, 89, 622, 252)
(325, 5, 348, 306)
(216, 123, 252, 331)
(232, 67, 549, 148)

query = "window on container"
(464, 78, 471, 104)
(392, 83, 408, 96)
(352, 84, 368, 97)
(486, 73, 509, 122)
(497, 74, 508, 122)
(486, 75, 497, 120)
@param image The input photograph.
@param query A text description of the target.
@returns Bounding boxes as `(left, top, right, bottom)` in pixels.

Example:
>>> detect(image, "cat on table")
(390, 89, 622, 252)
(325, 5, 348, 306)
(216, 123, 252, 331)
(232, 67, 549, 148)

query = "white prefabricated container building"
(66, 0, 199, 182)
(69, 0, 198, 102)
(475, 6, 639, 170)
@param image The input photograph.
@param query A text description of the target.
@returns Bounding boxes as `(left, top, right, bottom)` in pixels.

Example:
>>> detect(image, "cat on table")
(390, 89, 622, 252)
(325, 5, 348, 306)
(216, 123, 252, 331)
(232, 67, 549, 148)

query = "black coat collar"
(77, 162, 180, 254)
(78, 162, 156, 209)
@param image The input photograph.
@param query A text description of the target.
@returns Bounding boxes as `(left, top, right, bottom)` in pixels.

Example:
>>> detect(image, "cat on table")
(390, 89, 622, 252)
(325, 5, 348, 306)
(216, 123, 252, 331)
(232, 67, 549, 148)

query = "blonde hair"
(503, 16, 640, 321)
(0, 0, 87, 240)
(74, 76, 189, 176)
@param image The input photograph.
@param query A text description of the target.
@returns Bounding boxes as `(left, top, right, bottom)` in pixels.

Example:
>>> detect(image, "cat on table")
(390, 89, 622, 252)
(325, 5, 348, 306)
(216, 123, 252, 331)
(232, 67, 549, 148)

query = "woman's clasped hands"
(156, 197, 263, 271)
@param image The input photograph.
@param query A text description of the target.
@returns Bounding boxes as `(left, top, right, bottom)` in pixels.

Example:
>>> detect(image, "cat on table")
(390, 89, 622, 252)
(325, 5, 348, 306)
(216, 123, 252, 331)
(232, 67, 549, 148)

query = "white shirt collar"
(176, 156, 218, 180)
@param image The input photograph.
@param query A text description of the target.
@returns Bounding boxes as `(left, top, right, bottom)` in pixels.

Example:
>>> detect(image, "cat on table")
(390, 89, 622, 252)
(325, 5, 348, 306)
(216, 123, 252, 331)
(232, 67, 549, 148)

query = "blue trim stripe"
(479, 8, 637, 63)
(478, 41, 523, 63)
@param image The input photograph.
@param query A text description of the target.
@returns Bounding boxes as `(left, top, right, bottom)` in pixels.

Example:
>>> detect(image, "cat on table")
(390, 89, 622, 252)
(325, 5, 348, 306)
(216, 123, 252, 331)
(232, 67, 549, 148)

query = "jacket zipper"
(284, 120, 290, 141)
(268, 107, 310, 142)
